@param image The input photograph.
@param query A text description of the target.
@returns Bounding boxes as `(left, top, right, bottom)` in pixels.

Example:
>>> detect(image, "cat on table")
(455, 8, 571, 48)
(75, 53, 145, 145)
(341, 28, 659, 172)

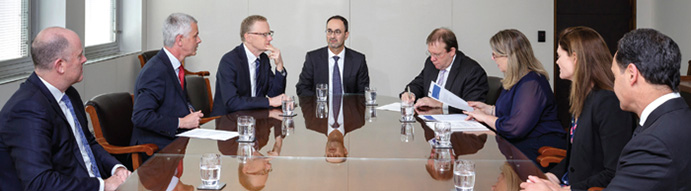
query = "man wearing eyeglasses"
(400, 28, 488, 114)
(296, 15, 370, 96)
(212, 15, 287, 116)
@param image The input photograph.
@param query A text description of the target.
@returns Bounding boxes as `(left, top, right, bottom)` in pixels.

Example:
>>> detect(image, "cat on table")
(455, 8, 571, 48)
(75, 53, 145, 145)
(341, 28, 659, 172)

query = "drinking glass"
(365, 87, 377, 105)
(400, 123, 414, 142)
(434, 122, 451, 148)
(316, 84, 328, 101)
(365, 106, 377, 122)
(237, 116, 255, 142)
(454, 159, 476, 191)
(400, 101, 415, 122)
(281, 95, 295, 116)
(316, 101, 328, 119)
(282, 117, 294, 136)
(433, 148, 453, 172)
(200, 153, 221, 187)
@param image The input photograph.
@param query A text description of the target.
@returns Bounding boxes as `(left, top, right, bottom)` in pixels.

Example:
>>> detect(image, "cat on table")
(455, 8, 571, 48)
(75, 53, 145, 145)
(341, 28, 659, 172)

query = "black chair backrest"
(140, 50, 158, 64)
(486, 76, 503, 105)
(86, 92, 134, 146)
(186, 75, 211, 117)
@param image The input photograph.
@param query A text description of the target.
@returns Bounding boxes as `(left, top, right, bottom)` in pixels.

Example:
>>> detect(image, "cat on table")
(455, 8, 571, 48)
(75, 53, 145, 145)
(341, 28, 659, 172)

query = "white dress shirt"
(639, 92, 681, 126)
(436, 55, 456, 112)
(162, 47, 183, 85)
(243, 43, 260, 97)
(328, 49, 346, 95)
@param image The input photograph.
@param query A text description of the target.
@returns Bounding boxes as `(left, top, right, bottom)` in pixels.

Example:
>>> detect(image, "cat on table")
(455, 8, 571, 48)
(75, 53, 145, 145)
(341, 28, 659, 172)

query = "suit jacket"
(295, 46, 370, 96)
(549, 89, 635, 189)
(132, 48, 192, 150)
(402, 50, 489, 112)
(605, 97, 691, 190)
(300, 96, 365, 135)
(212, 43, 287, 116)
(0, 73, 120, 191)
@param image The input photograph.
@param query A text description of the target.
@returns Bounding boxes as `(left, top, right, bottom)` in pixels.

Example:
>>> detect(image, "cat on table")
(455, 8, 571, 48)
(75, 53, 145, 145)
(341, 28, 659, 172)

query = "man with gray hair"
(132, 13, 203, 154)
(0, 27, 130, 191)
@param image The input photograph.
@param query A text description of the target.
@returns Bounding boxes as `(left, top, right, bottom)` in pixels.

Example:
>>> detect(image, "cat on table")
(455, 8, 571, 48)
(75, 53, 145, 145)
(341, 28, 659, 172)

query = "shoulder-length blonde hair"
(490, 29, 549, 90)
(558, 26, 614, 118)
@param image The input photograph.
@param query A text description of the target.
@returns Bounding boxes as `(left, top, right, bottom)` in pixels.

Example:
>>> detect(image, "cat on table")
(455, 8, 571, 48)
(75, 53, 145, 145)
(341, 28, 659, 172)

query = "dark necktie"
(254, 59, 261, 96)
(333, 56, 342, 95)
(332, 95, 342, 128)
(61, 95, 101, 178)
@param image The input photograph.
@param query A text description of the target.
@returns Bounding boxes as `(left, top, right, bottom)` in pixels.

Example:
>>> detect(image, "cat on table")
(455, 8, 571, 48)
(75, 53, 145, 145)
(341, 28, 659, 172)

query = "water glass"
(454, 159, 476, 191)
(237, 116, 255, 142)
(316, 83, 328, 101)
(400, 123, 414, 142)
(400, 101, 414, 122)
(282, 117, 294, 136)
(365, 87, 377, 105)
(434, 122, 451, 148)
(237, 143, 255, 163)
(200, 153, 221, 187)
(433, 148, 453, 172)
(365, 106, 377, 122)
(316, 101, 328, 119)
(281, 95, 295, 116)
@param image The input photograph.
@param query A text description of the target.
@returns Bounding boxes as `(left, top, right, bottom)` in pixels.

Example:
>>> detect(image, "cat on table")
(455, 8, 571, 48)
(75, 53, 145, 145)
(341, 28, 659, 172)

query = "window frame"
(0, 0, 33, 81)
(84, 0, 120, 59)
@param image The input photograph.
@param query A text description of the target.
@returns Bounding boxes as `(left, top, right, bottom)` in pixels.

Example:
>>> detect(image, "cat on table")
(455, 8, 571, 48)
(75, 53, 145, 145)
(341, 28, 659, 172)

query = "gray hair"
(162, 13, 197, 47)
(31, 30, 69, 70)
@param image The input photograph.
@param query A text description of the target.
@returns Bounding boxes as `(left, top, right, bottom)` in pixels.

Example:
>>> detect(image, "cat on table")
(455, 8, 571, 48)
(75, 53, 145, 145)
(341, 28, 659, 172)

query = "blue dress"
(494, 71, 566, 167)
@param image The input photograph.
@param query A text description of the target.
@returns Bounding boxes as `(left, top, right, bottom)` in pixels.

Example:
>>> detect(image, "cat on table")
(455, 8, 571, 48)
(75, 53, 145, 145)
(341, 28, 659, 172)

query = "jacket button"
(570, 167, 575, 172)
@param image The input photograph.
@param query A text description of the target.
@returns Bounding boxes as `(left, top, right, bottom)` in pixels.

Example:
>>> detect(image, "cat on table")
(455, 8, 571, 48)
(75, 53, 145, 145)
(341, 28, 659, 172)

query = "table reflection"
(137, 139, 193, 191)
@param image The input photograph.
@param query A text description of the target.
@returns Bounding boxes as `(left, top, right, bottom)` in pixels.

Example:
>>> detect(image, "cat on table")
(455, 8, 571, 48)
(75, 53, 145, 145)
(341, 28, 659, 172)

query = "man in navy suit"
(521, 29, 691, 191)
(0, 27, 129, 191)
(296, 15, 370, 96)
(132, 13, 204, 152)
(400, 28, 488, 113)
(211, 15, 287, 116)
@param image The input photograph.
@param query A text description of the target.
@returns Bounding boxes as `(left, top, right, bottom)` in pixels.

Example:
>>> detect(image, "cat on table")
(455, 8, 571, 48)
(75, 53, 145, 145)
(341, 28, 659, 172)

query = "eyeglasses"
(491, 52, 506, 59)
(426, 51, 445, 59)
(325, 29, 343, 36)
(248, 31, 274, 37)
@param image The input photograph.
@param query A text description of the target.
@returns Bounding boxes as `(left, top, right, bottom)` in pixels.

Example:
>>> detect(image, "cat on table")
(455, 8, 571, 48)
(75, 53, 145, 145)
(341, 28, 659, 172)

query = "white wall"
(637, 0, 691, 74)
(145, 0, 554, 97)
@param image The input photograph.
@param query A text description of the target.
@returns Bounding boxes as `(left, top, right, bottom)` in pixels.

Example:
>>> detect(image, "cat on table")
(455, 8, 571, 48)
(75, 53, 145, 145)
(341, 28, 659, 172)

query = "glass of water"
(200, 153, 221, 188)
(316, 83, 328, 101)
(365, 87, 377, 105)
(281, 95, 295, 116)
(400, 101, 415, 122)
(282, 117, 294, 136)
(316, 101, 328, 119)
(400, 123, 414, 142)
(237, 116, 255, 142)
(454, 159, 475, 191)
(434, 122, 451, 148)
(365, 106, 377, 122)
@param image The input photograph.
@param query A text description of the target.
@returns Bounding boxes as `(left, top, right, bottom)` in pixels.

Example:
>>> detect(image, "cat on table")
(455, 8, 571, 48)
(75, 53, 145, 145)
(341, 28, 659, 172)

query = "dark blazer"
(212, 43, 287, 116)
(300, 96, 365, 135)
(295, 46, 370, 96)
(132, 48, 192, 150)
(402, 50, 489, 112)
(0, 73, 120, 191)
(549, 89, 635, 189)
(605, 97, 691, 190)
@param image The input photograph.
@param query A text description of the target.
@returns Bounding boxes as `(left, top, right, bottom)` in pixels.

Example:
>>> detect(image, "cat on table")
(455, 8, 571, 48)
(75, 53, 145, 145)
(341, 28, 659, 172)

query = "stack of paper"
(177, 129, 238, 141)
(376, 102, 401, 112)
(421, 114, 489, 132)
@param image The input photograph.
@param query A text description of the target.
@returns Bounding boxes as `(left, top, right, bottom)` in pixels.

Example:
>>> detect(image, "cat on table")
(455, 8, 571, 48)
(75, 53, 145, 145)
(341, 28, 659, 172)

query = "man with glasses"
(212, 15, 287, 116)
(296, 15, 370, 96)
(400, 28, 488, 113)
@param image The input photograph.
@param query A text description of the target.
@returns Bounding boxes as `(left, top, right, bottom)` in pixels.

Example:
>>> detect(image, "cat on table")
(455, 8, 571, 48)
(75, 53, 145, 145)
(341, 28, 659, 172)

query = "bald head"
(31, 27, 80, 70)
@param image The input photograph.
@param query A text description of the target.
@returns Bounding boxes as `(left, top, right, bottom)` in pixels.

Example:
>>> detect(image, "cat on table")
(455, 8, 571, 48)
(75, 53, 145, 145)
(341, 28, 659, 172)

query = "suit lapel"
(642, 97, 687, 129)
(317, 48, 330, 85)
(237, 44, 253, 95)
(343, 48, 356, 91)
(445, 51, 463, 90)
(155, 49, 188, 103)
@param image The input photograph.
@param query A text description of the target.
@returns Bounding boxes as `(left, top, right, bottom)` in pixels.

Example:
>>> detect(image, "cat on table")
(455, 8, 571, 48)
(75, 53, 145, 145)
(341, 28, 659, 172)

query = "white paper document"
(376, 102, 401, 112)
(422, 114, 488, 132)
(177, 129, 238, 141)
(427, 82, 474, 112)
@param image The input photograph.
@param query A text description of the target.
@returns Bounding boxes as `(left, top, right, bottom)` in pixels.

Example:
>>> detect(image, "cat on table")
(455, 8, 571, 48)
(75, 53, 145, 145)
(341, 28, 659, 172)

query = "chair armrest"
(96, 138, 158, 156)
(185, 69, 210, 77)
(536, 155, 564, 168)
(538, 146, 567, 157)
(200, 116, 220, 125)
(588, 187, 605, 191)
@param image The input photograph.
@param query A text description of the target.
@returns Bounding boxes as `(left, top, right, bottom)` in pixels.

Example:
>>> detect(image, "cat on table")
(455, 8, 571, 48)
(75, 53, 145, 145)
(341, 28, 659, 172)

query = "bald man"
(0, 27, 130, 191)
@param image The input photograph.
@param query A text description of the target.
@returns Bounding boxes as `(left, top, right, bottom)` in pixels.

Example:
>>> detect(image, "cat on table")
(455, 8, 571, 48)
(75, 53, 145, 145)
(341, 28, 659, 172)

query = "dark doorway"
(554, 0, 636, 129)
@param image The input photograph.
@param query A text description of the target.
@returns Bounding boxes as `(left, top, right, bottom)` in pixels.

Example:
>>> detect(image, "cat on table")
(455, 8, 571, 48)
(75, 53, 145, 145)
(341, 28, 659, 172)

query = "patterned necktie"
(437, 69, 447, 87)
(254, 59, 261, 97)
(61, 95, 101, 178)
(178, 65, 185, 90)
(333, 56, 342, 95)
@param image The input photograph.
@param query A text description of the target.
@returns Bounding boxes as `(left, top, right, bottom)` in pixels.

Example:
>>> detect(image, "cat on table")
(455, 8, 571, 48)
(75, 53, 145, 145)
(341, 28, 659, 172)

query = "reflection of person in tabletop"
(495, 136, 546, 181)
(492, 162, 523, 191)
(299, 95, 365, 163)
(138, 138, 194, 191)
(214, 109, 284, 191)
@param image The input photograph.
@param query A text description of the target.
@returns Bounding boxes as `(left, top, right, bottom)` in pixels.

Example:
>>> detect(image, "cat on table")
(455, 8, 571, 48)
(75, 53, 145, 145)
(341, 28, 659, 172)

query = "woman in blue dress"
(465, 29, 566, 167)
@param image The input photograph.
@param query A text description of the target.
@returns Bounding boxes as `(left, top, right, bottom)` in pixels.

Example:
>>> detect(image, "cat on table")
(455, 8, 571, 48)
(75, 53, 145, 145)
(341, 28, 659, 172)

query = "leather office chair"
(85, 92, 158, 170)
(486, 76, 503, 105)
(137, 50, 217, 124)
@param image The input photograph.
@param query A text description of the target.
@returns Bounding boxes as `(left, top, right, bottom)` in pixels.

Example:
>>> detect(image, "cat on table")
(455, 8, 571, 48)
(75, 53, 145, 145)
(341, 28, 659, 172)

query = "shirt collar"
(37, 76, 65, 103)
(163, 47, 182, 70)
(243, 43, 259, 64)
(328, 48, 346, 60)
(443, 55, 457, 72)
(639, 92, 681, 126)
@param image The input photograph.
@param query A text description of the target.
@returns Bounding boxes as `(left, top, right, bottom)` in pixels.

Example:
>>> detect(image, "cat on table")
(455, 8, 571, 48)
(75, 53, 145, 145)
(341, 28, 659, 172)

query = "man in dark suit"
(400, 28, 489, 114)
(296, 15, 370, 96)
(212, 15, 287, 116)
(0, 27, 129, 191)
(521, 29, 691, 191)
(132, 13, 204, 152)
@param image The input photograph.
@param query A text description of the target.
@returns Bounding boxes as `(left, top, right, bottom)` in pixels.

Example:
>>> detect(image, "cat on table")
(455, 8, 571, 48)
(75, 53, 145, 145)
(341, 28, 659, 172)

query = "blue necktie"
(333, 56, 342, 95)
(61, 95, 101, 178)
(254, 59, 261, 97)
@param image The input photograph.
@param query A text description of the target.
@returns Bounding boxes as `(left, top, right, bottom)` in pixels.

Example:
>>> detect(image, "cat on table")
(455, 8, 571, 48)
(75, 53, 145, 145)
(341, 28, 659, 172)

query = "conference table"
(117, 95, 545, 191)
